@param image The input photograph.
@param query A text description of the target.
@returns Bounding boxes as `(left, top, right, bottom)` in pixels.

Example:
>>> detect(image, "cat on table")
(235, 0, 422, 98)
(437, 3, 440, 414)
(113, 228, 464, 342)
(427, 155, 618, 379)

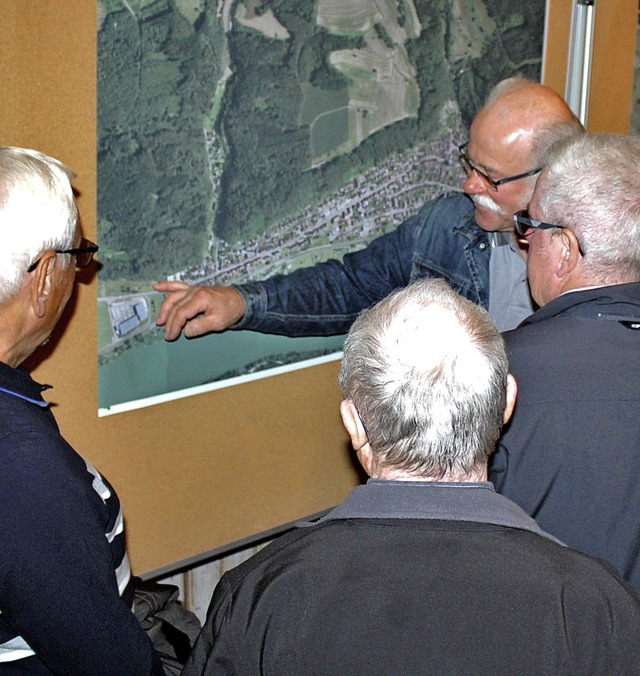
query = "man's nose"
(463, 170, 487, 194)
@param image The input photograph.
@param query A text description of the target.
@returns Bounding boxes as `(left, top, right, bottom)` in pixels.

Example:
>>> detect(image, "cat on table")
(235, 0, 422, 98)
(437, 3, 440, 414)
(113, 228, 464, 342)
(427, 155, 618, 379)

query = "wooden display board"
(0, 0, 636, 576)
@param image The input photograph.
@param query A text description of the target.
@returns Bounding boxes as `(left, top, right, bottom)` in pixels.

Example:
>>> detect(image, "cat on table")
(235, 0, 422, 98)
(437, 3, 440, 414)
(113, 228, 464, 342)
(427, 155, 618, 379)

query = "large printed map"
(97, 0, 545, 413)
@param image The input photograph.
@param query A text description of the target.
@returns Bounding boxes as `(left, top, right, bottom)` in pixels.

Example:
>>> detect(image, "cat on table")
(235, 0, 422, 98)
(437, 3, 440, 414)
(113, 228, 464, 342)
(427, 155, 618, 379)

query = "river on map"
(98, 331, 345, 413)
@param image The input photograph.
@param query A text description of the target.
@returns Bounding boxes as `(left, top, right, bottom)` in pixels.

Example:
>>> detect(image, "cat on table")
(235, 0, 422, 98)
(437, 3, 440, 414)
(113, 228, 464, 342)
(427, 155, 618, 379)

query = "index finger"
(153, 281, 191, 326)
(152, 280, 190, 293)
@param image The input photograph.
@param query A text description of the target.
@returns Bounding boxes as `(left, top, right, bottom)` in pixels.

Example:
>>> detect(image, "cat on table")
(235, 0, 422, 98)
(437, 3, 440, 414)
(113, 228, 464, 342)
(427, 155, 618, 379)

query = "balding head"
(463, 77, 584, 232)
(478, 77, 584, 167)
(339, 279, 513, 481)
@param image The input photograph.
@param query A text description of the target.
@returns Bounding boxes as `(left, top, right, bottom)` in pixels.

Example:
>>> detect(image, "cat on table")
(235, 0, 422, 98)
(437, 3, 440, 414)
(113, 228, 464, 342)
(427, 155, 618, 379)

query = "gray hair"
(339, 279, 508, 480)
(535, 133, 640, 282)
(483, 76, 585, 167)
(0, 147, 77, 303)
(529, 118, 586, 169)
(482, 75, 534, 107)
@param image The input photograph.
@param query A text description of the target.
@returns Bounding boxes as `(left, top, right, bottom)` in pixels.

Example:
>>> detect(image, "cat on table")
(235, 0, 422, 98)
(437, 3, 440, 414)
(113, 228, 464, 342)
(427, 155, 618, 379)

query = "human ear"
(30, 254, 56, 318)
(340, 399, 368, 450)
(556, 229, 581, 278)
(503, 373, 518, 425)
(339, 398, 376, 475)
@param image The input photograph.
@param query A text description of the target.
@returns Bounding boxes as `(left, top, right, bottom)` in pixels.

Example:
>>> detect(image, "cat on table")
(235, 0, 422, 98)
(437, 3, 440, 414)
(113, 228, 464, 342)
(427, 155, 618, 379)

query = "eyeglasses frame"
(458, 142, 543, 192)
(513, 210, 585, 257)
(27, 238, 99, 273)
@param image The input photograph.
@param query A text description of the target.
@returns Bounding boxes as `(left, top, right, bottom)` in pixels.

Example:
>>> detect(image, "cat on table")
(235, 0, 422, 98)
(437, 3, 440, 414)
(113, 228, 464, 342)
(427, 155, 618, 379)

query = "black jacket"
(491, 282, 640, 593)
(183, 480, 640, 675)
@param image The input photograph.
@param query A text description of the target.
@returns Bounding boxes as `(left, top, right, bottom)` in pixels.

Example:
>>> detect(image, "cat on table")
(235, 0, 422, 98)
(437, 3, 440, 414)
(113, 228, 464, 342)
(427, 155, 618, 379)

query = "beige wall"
(0, 0, 636, 575)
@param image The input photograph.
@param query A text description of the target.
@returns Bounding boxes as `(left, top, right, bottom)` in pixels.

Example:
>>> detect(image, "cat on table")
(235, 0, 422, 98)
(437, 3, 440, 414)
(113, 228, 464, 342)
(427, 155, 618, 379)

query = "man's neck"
(373, 465, 488, 483)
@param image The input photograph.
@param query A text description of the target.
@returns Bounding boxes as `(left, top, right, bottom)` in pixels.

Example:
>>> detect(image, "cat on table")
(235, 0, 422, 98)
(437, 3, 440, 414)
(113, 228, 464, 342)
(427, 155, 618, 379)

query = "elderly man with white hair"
(492, 132, 640, 594)
(0, 147, 164, 674)
(183, 277, 640, 676)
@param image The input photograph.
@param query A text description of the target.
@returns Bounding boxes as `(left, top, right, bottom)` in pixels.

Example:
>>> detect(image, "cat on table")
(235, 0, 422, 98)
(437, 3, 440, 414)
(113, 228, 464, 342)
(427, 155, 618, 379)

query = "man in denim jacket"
(155, 77, 583, 338)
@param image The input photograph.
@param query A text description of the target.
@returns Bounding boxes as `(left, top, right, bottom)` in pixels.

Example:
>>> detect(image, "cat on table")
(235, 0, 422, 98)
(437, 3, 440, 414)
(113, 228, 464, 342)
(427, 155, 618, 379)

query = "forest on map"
(98, 0, 544, 282)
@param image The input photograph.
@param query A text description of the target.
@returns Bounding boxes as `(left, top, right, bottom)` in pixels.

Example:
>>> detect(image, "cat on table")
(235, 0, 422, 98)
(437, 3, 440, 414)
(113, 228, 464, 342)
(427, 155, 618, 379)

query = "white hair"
(339, 279, 508, 480)
(535, 133, 640, 282)
(0, 146, 77, 302)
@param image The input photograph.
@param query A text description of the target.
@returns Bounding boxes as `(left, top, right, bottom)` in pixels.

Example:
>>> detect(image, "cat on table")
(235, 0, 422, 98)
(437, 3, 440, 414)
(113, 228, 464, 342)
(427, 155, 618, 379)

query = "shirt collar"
(301, 479, 562, 544)
(0, 361, 51, 407)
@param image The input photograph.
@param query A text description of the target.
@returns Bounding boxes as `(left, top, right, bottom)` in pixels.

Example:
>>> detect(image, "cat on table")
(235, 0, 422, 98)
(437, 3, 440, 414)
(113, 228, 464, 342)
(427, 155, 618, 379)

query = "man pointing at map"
(154, 77, 583, 339)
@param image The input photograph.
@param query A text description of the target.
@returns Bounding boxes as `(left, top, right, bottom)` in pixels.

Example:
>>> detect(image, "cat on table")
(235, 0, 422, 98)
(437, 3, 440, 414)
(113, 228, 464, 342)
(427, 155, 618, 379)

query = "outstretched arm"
(154, 194, 478, 340)
(153, 281, 246, 341)
(154, 211, 418, 340)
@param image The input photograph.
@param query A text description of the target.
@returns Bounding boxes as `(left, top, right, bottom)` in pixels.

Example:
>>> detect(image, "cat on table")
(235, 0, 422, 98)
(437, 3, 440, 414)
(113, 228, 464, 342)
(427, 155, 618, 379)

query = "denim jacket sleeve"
(231, 192, 490, 337)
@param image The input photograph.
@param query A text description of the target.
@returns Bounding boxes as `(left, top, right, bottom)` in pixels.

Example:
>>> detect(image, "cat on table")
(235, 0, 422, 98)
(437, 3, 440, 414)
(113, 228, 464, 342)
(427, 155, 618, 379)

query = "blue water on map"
(98, 331, 345, 412)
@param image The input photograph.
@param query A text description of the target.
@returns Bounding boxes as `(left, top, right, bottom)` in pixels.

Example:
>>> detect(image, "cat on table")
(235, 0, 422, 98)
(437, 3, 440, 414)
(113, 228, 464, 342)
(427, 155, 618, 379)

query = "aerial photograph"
(97, 0, 545, 413)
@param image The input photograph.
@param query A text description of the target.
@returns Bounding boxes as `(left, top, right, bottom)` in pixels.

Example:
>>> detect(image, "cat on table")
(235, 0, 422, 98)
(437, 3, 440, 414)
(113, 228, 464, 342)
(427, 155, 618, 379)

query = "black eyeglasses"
(27, 238, 99, 273)
(458, 143, 543, 192)
(513, 210, 585, 256)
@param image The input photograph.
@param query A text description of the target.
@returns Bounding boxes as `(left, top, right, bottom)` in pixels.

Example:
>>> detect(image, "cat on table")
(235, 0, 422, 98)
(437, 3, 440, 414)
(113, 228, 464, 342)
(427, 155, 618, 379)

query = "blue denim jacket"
(233, 192, 490, 336)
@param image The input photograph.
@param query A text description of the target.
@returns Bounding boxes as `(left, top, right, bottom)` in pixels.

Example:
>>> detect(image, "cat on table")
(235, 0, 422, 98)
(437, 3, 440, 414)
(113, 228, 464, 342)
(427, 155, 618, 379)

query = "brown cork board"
(0, 0, 635, 575)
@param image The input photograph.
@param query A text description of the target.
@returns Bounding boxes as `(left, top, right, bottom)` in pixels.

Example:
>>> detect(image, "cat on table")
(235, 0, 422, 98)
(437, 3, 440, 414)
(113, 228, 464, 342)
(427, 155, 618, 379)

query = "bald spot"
(379, 303, 492, 390)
